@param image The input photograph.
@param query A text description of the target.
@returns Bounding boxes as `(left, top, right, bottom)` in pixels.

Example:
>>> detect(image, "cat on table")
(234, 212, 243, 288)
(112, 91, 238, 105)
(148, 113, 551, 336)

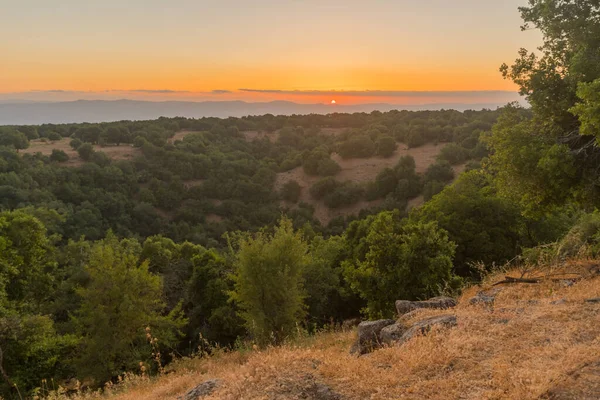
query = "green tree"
(185, 249, 243, 345)
(0, 128, 29, 151)
(343, 211, 457, 318)
(69, 138, 83, 150)
(376, 136, 397, 157)
(50, 149, 69, 163)
(77, 143, 95, 161)
(483, 105, 577, 216)
(73, 234, 186, 382)
(571, 79, 600, 141)
(417, 171, 523, 277)
(500, 0, 600, 130)
(281, 180, 302, 203)
(230, 218, 308, 344)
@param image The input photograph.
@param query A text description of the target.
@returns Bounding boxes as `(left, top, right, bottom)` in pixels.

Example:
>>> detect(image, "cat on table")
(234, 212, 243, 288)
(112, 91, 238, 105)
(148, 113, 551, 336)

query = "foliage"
(281, 180, 302, 203)
(77, 143, 95, 161)
(230, 218, 308, 344)
(343, 211, 457, 318)
(416, 172, 523, 277)
(72, 233, 186, 382)
(50, 149, 69, 163)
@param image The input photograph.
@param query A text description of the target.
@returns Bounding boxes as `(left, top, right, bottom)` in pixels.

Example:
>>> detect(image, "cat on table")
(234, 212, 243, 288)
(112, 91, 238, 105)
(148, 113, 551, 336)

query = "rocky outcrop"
(395, 296, 457, 316)
(350, 319, 395, 355)
(469, 288, 502, 307)
(397, 315, 457, 344)
(179, 379, 221, 400)
(380, 322, 407, 345)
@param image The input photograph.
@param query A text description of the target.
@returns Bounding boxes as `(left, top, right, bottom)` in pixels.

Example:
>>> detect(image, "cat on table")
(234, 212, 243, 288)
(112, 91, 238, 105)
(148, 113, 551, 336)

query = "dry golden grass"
(63, 260, 600, 400)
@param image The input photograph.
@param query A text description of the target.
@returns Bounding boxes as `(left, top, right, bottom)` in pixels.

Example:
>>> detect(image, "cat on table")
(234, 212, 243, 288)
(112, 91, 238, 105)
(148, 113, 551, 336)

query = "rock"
(178, 379, 221, 400)
(395, 296, 457, 316)
(350, 319, 395, 355)
(380, 322, 407, 345)
(551, 299, 567, 305)
(585, 298, 600, 303)
(469, 288, 502, 307)
(560, 279, 576, 287)
(398, 315, 457, 344)
(302, 382, 343, 400)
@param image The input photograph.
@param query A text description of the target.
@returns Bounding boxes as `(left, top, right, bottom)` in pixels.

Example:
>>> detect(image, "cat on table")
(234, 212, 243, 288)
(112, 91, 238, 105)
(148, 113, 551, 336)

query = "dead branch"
(493, 276, 541, 286)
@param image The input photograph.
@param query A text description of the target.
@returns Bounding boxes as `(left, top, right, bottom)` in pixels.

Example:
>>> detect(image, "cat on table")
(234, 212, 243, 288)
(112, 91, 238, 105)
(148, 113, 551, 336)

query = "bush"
(376, 136, 397, 157)
(437, 143, 469, 165)
(49, 149, 69, 163)
(343, 211, 458, 318)
(338, 135, 376, 159)
(133, 136, 147, 148)
(230, 218, 307, 344)
(424, 160, 455, 184)
(406, 130, 426, 148)
(69, 138, 83, 150)
(281, 180, 302, 203)
(47, 131, 62, 141)
(316, 158, 341, 176)
(77, 143, 95, 161)
(310, 177, 340, 200)
(323, 182, 364, 209)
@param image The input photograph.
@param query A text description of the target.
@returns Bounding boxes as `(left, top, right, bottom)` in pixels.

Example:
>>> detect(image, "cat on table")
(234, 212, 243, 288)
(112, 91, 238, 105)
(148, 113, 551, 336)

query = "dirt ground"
(21, 138, 140, 167)
(275, 143, 464, 225)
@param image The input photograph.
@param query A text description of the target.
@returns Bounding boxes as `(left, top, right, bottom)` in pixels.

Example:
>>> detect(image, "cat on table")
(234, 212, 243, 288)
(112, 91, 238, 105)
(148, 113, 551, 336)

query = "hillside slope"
(63, 261, 600, 400)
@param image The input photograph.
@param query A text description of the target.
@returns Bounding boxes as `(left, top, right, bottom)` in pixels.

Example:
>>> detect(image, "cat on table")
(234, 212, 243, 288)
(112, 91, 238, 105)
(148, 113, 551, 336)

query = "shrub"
(49, 149, 69, 163)
(437, 143, 469, 165)
(424, 160, 455, 184)
(230, 218, 308, 344)
(281, 180, 302, 203)
(338, 135, 376, 159)
(343, 211, 458, 318)
(310, 177, 340, 200)
(77, 143, 95, 161)
(316, 158, 341, 176)
(323, 182, 364, 209)
(69, 138, 83, 150)
(47, 131, 62, 141)
(376, 136, 397, 157)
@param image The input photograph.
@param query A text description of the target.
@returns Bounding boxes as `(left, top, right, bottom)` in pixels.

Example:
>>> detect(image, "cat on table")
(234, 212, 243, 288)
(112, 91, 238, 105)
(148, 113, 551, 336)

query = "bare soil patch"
(276, 143, 462, 225)
(21, 138, 140, 167)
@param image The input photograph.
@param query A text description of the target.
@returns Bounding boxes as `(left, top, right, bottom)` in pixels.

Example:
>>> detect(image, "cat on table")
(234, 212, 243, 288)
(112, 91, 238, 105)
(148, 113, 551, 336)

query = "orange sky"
(1, 0, 540, 103)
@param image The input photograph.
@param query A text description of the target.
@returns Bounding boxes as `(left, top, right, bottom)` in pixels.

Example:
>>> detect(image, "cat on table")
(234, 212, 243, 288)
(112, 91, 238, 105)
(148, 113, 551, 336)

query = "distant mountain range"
(0, 99, 514, 125)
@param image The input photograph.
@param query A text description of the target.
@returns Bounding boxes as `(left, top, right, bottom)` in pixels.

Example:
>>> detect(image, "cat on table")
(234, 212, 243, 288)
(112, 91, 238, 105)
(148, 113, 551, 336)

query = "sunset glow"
(1, 0, 541, 104)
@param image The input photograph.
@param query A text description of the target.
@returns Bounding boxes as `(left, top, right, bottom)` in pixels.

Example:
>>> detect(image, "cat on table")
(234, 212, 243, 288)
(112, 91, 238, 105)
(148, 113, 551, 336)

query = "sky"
(0, 0, 541, 105)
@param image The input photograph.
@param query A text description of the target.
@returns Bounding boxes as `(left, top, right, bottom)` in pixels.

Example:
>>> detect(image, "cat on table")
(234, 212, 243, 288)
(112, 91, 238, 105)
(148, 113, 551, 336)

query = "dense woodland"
(3, 0, 600, 397)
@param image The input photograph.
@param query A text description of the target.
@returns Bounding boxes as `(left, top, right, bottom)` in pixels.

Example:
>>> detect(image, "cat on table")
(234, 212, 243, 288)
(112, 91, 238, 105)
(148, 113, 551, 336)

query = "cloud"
(211, 89, 232, 94)
(237, 89, 518, 98)
(122, 89, 191, 94)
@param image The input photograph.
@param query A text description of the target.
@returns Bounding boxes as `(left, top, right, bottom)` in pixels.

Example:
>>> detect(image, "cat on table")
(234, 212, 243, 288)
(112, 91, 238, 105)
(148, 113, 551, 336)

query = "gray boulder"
(395, 296, 457, 316)
(398, 315, 457, 344)
(380, 322, 407, 345)
(178, 379, 221, 400)
(350, 319, 395, 355)
(469, 288, 502, 307)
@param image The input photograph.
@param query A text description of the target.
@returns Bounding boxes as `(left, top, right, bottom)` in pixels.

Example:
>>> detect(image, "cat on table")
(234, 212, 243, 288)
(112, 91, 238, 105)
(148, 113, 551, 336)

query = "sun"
(331, 100, 336, 104)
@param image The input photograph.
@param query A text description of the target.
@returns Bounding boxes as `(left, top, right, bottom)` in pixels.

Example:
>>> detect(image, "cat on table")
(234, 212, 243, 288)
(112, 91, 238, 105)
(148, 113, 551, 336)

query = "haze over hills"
(0, 99, 523, 125)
